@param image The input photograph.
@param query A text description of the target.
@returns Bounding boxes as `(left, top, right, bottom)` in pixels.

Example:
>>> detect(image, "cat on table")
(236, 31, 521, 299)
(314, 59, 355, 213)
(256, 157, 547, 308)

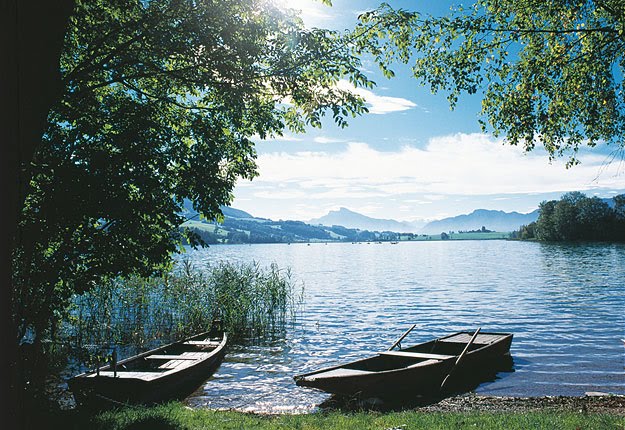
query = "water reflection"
(182, 241, 624, 412)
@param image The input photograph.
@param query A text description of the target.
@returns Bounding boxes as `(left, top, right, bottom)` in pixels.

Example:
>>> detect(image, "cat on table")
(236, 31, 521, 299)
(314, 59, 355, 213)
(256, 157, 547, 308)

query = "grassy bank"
(82, 403, 624, 430)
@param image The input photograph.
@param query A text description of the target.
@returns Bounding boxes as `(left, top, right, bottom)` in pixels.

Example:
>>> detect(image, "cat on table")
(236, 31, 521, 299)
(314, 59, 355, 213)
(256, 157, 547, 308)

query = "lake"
(181, 240, 625, 413)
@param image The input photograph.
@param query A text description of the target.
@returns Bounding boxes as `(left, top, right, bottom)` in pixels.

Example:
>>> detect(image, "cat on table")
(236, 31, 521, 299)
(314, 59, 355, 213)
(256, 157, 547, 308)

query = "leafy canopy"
(354, 0, 625, 166)
(533, 192, 625, 241)
(14, 0, 372, 340)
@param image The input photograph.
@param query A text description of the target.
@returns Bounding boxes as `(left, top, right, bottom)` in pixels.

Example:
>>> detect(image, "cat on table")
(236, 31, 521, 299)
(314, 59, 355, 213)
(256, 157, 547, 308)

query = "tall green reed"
(62, 260, 302, 367)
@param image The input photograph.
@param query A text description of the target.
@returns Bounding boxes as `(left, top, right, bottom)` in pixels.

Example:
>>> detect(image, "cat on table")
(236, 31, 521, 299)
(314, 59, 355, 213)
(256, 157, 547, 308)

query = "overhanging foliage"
(354, 0, 625, 166)
(13, 0, 372, 341)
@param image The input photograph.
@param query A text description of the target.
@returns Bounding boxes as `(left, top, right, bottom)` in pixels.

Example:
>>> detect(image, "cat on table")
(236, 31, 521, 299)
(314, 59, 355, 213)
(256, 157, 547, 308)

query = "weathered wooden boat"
(69, 330, 227, 407)
(294, 329, 512, 397)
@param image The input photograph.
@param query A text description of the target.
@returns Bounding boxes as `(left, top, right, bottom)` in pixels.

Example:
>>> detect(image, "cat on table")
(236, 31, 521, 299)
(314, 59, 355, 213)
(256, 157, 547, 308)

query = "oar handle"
(440, 327, 481, 391)
(454, 327, 481, 366)
(388, 324, 417, 351)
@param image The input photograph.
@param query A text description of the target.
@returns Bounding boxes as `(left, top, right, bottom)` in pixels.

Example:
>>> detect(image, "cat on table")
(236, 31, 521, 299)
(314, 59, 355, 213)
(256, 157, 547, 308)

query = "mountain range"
(180, 198, 541, 245)
(308, 206, 538, 234)
(309, 207, 423, 233)
(419, 209, 539, 234)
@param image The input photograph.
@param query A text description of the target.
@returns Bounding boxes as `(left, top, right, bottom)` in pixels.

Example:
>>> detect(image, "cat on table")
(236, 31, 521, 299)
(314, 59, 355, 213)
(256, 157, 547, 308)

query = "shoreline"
(313, 392, 625, 416)
(45, 385, 625, 415)
(416, 392, 625, 415)
(24, 392, 625, 430)
(67, 392, 625, 415)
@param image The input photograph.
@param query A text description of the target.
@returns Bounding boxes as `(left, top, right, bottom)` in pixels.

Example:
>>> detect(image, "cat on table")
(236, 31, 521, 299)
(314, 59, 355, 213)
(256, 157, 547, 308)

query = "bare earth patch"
(418, 393, 625, 415)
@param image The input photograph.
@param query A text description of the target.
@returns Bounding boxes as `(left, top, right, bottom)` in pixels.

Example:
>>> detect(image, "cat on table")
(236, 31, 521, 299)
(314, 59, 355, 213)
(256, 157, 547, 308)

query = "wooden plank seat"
(146, 354, 199, 360)
(89, 371, 164, 380)
(379, 351, 454, 360)
(184, 340, 221, 347)
(406, 358, 441, 367)
(442, 333, 505, 344)
(157, 351, 210, 370)
(309, 368, 372, 379)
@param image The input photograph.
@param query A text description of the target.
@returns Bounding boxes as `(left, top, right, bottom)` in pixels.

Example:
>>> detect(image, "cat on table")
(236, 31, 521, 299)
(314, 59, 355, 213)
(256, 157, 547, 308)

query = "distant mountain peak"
(220, 206, 255, 219)
(180, 199, 256, 221)
(420, 208, 539, 234)
(310, 208, 423, 233)
(330, 207, 356, 215)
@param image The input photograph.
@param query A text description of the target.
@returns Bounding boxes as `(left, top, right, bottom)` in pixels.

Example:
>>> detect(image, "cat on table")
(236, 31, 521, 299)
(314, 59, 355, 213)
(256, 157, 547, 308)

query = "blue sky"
(232, 0, 625, 222)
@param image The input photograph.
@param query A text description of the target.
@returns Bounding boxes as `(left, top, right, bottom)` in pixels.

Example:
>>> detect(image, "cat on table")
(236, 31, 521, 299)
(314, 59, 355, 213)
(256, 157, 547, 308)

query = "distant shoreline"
(183, 229, 512, 246)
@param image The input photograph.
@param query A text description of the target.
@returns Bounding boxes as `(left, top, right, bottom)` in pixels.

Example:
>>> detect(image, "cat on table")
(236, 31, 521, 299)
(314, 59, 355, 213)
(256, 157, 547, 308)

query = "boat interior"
(87, 334, 224, 378)
(310, 333, 510, 375)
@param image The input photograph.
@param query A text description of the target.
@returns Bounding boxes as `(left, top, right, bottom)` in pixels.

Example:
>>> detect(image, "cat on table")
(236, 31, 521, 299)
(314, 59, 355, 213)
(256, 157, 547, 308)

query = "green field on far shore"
(412, 232, 510, 241)
(182, 219, 511, 245)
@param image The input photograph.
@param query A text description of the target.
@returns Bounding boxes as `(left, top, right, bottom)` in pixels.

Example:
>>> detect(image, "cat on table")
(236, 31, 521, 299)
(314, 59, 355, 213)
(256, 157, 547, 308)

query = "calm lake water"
(181, 240, 625, 413)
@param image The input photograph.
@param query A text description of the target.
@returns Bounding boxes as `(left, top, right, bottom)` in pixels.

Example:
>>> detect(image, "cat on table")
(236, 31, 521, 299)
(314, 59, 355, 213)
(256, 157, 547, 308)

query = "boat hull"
(295, 331, 513, 397)
(69, 331, 227, 408)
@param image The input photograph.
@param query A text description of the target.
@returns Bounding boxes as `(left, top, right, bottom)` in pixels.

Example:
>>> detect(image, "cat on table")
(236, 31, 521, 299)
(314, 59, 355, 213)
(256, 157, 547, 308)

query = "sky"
(231, 0, 625, 223)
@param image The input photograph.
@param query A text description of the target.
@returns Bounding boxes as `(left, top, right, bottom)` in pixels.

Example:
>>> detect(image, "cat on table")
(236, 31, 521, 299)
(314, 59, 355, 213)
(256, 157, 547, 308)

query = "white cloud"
(423, 194, 445, 201)
(253, 190, 308, 200)
(313, 136, 346, 144)
(337, 80, 417, 114)
(278, 0, 334, 27)
(249, 133, 624, 197)
(233, 133, 624, 220)
(253, 133, 303, 142)
(351, 203, 384, 214)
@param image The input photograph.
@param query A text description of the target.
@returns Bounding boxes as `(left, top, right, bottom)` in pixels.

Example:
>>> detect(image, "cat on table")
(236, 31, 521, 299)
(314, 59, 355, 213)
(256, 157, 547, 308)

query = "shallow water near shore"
(180, 240, 624, 413)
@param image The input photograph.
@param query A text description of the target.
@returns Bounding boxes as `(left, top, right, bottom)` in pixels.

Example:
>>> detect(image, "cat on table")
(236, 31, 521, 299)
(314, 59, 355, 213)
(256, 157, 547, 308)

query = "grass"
(182, 220, 230, 238)
(84, 403, 624, 430)
(410, 232, 511, 241)
(182, 221, 513, 244)
(448, 232, 510, 240)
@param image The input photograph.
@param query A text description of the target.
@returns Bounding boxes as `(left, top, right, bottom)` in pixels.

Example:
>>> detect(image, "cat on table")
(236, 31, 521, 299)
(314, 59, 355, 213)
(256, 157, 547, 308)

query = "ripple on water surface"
(183, 241, 625, 413)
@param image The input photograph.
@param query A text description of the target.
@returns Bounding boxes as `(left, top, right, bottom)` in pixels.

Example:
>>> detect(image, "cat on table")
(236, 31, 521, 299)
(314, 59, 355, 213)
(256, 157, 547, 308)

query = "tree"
(614, 194, 625, 219)
(613, 195, 625, 241)
(575, 196, 612, 240)
(355, 1, 624, 166)
(534, 193, 625, 242)
(4, 1, 75, 426)
(535, 200, 557, 240)
(13, 0, 373, 347)
(552, 199, 580, 240)
(518, 222, 536, 240)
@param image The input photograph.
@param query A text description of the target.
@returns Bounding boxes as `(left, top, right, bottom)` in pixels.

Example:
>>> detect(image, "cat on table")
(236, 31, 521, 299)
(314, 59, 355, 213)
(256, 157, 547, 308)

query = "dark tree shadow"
(126, 417, 183, 430)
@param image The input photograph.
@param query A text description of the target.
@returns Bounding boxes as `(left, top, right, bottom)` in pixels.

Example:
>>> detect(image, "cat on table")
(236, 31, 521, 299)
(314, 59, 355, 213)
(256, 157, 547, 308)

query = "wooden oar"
(387, 324, 417, 351)
(112, 348, 118, 378)
(440, 327, 481, 391)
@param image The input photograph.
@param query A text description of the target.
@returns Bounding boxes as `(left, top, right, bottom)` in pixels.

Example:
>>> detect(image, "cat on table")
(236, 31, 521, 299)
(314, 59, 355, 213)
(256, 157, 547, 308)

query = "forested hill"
(178, 205, 539, 244)
(181, 206, 398, 244)
(180, 193, 624, 244)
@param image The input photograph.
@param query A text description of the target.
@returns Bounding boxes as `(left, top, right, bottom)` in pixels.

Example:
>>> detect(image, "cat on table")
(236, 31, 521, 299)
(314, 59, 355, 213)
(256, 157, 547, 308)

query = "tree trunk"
(2, 0, 74, 426)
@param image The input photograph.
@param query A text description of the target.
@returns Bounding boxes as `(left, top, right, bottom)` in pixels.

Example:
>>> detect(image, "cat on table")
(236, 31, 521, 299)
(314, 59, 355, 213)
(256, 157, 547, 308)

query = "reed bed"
(61, 260, 301, 367)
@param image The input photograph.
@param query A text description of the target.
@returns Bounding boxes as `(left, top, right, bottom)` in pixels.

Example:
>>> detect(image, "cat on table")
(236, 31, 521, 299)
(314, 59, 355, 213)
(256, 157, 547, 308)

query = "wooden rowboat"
(69, 330, 227, 408)
(294, 331, 512, 397)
